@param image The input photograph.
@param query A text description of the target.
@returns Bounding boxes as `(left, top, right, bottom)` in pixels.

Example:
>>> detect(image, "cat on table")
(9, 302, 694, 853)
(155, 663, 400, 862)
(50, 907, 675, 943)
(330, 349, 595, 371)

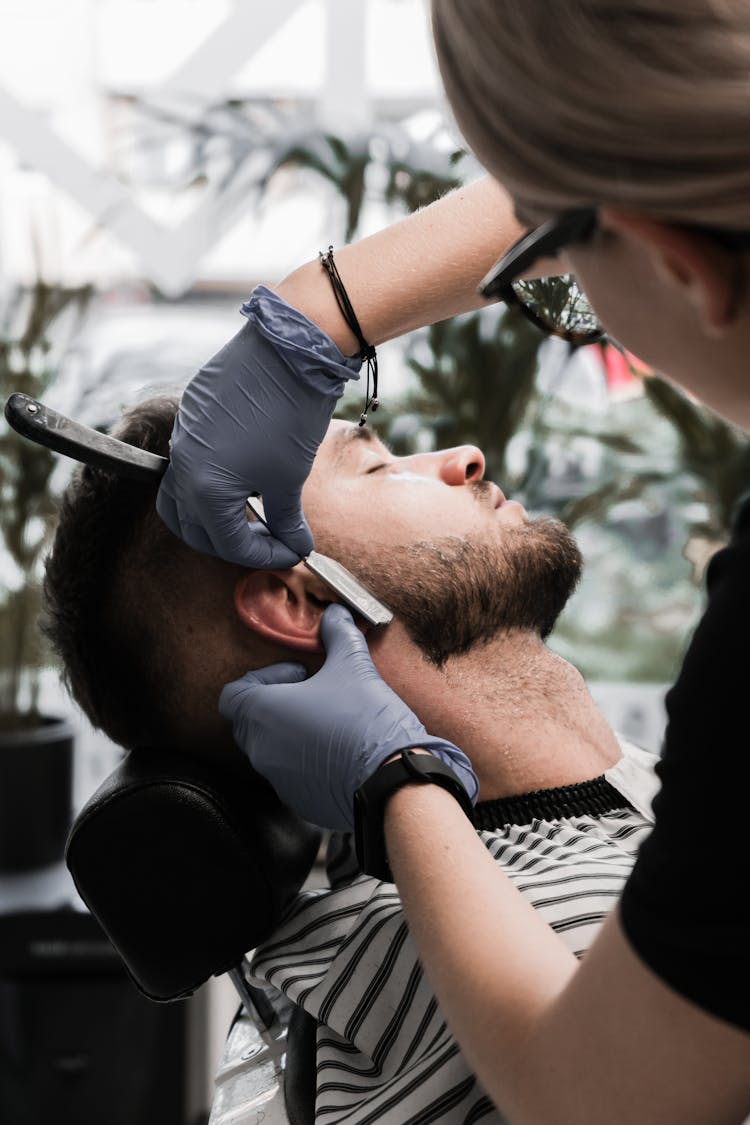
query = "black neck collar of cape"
(472, 774, 633, 831)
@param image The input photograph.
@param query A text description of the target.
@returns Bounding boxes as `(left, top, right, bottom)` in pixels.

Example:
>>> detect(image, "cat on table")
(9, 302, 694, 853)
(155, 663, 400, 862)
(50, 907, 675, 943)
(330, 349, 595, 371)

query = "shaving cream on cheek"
(382, 470, 434, 485)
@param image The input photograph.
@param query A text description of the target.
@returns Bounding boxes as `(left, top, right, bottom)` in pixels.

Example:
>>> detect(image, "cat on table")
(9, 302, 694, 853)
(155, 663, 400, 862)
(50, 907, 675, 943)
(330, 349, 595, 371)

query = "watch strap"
(354, 749, 474, 882)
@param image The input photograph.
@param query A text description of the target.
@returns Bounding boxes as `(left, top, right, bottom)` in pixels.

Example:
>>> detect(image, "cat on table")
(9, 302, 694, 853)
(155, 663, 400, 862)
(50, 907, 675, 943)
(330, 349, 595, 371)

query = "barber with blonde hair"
(158, 2, 750, 1120)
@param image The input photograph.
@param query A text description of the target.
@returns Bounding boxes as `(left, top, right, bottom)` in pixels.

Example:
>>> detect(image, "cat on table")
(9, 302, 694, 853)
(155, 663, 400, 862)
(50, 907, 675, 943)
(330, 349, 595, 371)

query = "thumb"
(219, 662, 308, 719)
(319, 603, 373, 665)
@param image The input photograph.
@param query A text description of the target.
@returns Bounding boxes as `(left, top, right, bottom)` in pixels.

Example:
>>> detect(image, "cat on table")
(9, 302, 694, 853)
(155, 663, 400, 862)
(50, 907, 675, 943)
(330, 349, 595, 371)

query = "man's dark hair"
(43, 397, 192, 750)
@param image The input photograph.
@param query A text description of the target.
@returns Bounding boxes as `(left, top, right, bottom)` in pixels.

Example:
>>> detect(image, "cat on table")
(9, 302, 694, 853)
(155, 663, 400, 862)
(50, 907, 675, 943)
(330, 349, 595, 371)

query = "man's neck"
(370, 623, 622, 802)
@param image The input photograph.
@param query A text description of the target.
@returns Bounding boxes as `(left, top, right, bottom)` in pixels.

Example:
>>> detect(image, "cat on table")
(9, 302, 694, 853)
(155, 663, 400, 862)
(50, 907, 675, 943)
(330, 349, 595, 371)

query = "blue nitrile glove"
(218, 604, 479, 832)
(157, 286, 361, 569)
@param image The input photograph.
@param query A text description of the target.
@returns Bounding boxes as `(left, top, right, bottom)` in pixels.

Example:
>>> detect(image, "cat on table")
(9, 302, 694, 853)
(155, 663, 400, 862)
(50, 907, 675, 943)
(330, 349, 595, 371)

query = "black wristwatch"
(353, 749, 475, 882)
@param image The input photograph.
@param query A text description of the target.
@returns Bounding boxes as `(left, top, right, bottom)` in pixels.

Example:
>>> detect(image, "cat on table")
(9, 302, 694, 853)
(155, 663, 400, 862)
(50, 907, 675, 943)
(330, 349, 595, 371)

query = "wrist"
(353, 748, 475, 882)
(381, 747, 433, 767)
(274, 263, 362, 357)
(242, 285, 362, 384)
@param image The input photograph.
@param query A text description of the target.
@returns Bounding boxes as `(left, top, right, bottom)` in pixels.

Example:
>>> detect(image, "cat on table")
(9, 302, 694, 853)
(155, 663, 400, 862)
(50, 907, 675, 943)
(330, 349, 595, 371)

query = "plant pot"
(0, 715, 74, 872)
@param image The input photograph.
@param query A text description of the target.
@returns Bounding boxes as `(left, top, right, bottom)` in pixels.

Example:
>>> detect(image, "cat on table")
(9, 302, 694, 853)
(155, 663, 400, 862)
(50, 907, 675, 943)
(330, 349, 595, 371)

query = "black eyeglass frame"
(480, 205, 750, 347)
(479, 207, 603, 345)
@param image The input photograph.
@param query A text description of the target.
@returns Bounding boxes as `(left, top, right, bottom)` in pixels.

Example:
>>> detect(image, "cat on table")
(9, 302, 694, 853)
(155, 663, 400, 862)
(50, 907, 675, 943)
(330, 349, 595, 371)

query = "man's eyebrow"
(332, 425, 382, 468)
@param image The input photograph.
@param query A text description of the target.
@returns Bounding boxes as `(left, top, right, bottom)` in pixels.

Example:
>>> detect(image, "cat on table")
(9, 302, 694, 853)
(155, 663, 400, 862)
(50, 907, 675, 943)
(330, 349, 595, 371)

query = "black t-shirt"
(620, 494, 750, 1031)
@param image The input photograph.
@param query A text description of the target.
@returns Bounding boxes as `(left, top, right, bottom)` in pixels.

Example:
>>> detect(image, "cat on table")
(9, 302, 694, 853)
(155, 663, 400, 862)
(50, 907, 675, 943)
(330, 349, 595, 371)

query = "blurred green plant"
(0, 280, 92, 729)
(642, 374, 750, 538)
(395, 305, 542, 482)
(127, 97, 473, 241)
(548, 370, 750, 680)
(540, 367, 750, 545)
(256, 122, 468, 240)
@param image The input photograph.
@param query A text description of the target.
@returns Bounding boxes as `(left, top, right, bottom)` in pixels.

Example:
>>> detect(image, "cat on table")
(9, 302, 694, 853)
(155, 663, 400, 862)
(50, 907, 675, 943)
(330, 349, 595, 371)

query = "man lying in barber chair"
(43, 380, 658, 1121)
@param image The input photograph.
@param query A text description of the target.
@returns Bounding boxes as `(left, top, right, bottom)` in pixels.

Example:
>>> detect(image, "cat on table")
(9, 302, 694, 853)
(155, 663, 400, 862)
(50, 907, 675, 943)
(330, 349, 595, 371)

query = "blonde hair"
(432, 0, 750, 228)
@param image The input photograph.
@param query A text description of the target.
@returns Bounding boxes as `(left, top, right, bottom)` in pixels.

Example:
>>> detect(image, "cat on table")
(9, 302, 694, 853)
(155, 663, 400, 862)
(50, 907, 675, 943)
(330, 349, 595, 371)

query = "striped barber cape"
(249, 739, 659, 1124)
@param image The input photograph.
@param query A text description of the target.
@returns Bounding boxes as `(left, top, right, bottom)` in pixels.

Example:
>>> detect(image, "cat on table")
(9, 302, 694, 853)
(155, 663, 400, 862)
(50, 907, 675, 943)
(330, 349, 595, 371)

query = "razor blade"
(5, 392, 393, 628)
(246, 496, 392, 628)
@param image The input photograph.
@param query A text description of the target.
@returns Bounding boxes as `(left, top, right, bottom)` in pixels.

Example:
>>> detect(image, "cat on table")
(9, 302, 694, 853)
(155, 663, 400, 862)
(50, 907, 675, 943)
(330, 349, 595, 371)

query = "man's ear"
(599, 207, 739, 334)
(233, 565, 332, 652)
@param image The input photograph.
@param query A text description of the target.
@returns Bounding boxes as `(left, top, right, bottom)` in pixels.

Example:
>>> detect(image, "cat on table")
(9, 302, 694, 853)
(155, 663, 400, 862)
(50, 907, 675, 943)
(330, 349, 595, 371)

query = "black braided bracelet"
(319, 245, 379, 426)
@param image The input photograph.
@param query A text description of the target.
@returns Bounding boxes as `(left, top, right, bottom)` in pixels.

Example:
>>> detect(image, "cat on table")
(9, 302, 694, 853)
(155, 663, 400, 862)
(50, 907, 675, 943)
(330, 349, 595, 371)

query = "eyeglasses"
(480, 206, 750, 347)
(480, 207, 604, 345)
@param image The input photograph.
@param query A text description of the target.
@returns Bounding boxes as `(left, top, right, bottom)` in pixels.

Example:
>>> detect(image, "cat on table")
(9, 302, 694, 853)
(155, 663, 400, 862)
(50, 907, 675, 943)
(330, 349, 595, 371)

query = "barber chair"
(65, 746, 321, 1125)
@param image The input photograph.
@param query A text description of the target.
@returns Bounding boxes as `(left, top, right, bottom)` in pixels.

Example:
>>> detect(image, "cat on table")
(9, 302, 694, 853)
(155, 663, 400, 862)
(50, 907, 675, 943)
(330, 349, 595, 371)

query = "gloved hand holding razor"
(156, 286, 361, 570)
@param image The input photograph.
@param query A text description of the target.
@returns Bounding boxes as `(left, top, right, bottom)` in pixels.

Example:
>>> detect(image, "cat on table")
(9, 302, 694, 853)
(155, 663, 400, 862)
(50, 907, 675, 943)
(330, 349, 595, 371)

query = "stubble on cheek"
(316, 520, 582, 667)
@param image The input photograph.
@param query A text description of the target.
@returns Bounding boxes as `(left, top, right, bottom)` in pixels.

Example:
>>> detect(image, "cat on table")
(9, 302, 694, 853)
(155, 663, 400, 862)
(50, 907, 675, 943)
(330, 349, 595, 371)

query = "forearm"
(385, 785, 750, 1125)
(274, 175, 521, 354)
(384, 782, 576, 1120)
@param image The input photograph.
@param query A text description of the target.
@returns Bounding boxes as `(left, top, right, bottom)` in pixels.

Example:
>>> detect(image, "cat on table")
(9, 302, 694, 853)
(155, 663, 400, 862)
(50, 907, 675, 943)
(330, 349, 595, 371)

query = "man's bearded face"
(303, 422, 582, 664)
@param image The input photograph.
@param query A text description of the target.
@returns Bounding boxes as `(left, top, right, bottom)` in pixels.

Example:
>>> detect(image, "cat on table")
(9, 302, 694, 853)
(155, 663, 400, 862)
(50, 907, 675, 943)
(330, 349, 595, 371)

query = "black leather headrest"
(65, 747, 321, 1002)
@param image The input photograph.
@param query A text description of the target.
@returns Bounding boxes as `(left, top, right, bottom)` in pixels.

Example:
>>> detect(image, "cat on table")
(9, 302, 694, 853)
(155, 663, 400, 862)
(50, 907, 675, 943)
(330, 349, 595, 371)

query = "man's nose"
(421, 444, 486, 486)
(439, 445, 485, 485)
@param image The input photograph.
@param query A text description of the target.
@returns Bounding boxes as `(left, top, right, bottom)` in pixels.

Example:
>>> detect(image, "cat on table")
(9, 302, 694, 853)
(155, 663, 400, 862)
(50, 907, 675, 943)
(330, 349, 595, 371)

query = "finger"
(218, 662, 307, 719)
(204, 510, 302, 569)
(241, 662, 308, 688)
(240, 521, 304, 570)
(155, 484, 180, 537)
(176, 519, 219, 557)
(156, 472, 219, 555)
(261, 493, 315, 559)
(320, 604, 372, 661)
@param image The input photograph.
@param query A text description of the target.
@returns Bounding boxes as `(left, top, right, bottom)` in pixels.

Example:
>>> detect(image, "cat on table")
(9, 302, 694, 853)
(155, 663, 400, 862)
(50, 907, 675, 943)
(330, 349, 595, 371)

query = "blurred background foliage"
(128, 97, 469, 241)
(0, 280, 92, 725)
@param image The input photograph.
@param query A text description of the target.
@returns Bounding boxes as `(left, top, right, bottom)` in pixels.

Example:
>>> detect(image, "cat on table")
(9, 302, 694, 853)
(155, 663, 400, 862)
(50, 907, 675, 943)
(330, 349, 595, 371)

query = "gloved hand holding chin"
(218, 604, 478, 832)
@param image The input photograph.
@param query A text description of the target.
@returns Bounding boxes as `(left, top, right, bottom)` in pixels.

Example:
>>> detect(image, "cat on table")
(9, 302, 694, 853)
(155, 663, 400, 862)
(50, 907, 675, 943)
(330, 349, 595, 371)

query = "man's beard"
(323, 516, 582, 667)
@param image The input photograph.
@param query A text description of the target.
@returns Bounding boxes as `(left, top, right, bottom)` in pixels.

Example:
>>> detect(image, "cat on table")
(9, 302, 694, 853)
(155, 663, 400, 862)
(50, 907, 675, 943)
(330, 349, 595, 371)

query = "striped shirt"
(250, 739, 659, 1124)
